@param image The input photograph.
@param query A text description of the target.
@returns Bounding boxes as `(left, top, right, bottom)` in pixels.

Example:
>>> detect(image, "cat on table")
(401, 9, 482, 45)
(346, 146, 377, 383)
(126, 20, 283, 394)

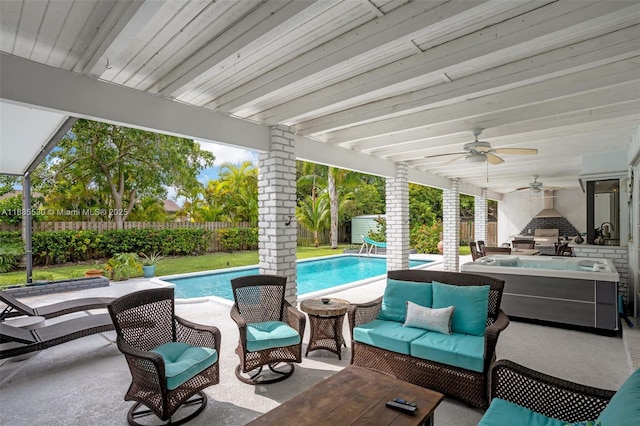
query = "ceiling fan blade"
(443, 155, 466, 165)
(493, 148, 538, 155)
(486, 153, 504, 165)
(423, 152, 466, 159)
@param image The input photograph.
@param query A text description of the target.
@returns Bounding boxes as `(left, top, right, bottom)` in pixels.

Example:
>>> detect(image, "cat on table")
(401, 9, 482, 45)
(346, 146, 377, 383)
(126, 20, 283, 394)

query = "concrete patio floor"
(0, 256, 635, 425)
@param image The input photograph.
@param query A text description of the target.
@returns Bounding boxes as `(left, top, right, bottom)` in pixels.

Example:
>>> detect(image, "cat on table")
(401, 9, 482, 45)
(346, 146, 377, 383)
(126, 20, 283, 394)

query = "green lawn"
(0, 244, 467, 288)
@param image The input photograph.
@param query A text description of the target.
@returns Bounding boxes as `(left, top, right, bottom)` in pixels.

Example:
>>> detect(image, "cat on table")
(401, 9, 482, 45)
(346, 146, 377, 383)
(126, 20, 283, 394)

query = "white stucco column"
(474, 188, 488, 243)
(258, 126, 297, 304)
(386, 162, 410, 270)
(443, 178, 460, 271)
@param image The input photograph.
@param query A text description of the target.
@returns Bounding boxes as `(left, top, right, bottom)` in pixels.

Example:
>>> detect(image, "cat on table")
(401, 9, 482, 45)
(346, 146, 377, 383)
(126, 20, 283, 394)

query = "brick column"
(474, 188, 488, 243)
(258, 126, 297, 304)
(386, 162, 410, 270)
(443, 178, 460, 271)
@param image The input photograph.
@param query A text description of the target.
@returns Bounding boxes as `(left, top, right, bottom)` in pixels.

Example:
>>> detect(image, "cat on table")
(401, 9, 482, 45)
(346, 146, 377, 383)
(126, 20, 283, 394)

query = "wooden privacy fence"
(2, 221, 497, 248)
(460, 221, 498, 246)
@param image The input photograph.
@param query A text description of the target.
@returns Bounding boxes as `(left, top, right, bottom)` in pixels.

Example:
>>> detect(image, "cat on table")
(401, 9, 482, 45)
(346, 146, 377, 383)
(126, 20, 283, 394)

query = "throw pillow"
(563, 422, 601, 426)
(403, 301, 454, 334)
(378, 279, 432, 322)
(432, 281, 490, 336)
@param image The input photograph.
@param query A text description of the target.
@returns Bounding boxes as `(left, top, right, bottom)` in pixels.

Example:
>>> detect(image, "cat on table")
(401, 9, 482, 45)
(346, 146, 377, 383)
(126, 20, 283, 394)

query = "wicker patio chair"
(487, 360, 615, 422)
(0, 313, 114, 359)
(348, 270, 509, 409)
(108, 287, 221, 426)
(469, 241, 482, 260)
(0, 288, 114, 321)
(230, 274, 305, 384)
(477, 240, 487, 256)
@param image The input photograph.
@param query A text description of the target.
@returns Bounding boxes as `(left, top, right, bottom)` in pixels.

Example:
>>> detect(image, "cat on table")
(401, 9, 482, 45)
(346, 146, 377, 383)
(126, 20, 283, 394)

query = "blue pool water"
(166, 255, 431, 300)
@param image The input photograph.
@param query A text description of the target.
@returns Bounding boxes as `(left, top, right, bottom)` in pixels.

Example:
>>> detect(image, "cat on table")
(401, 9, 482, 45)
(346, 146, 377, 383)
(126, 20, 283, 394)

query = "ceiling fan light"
(465, 154, 486, 163)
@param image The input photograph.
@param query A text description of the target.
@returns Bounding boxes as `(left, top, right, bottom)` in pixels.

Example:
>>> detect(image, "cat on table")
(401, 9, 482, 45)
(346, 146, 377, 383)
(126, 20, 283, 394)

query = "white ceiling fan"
(514, 175, 563, 198)
(424, 129, 538, 165)
(514, 175, 564, 192)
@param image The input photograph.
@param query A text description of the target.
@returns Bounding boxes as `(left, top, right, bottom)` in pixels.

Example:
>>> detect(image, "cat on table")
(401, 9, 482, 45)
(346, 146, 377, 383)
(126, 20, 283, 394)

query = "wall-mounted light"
(285, 215, 293, 226)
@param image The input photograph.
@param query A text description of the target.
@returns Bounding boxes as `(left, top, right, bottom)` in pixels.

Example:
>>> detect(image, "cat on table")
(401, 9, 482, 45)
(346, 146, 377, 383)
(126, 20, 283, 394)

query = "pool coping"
(153, 253, 443, 305)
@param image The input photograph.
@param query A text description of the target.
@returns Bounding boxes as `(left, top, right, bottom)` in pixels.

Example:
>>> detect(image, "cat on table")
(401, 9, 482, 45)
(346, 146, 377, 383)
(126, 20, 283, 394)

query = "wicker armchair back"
(108, 287, 221, 425)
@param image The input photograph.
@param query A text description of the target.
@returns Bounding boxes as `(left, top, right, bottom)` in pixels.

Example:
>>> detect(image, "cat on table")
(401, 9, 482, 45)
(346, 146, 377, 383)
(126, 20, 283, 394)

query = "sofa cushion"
(596, 368, 640, 426)
(378, 279, 433, 322)
(245, 320, 301, 352)
(403, 301, 454, 335)
(353, 319, 427, 355)
(152, 342, 218, 390)
(409, 330, 485, 372)
(478, 398, 567, 426)
(432, 281, 490, 336)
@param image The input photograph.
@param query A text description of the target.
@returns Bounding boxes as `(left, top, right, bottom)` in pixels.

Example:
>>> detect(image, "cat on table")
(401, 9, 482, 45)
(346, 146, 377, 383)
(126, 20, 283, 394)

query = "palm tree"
(216, 161, 258, 224)
(296, 193, 330, 247)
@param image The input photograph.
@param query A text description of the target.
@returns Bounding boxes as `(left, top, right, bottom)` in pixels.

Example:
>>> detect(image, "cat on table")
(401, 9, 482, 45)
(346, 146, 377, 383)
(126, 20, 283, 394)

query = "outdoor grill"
(533, 229, 559, 255)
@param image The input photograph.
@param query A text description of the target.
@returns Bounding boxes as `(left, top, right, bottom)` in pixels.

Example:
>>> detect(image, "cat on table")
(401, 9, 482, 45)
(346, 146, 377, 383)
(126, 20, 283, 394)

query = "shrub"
(103, 252, 142, 281)
(217, 227, 258, 252)
(367, 216, 386, 242)
(410, 221, 443, 254)
(0, 231, 22, 244)
(0, 242, 23, 272)
(99, 228, 209, 257)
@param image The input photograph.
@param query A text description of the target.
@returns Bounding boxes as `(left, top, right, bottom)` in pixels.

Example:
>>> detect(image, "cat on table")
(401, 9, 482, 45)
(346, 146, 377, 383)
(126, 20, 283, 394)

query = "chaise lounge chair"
(358, 234, 387, 256)
(0, 313, 115, 359)
(0, 291, 115, 321)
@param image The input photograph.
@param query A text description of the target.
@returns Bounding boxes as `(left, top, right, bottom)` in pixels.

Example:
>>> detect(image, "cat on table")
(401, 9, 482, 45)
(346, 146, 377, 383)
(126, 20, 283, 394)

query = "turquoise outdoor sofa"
(348, 270, 509, 409)
(479, 360, 640, 426)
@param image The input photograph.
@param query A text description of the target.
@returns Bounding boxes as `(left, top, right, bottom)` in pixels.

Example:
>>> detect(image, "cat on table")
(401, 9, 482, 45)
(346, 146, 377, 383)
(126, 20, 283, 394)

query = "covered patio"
(0, 263, 635, 425)
(1, 1, 639, 424)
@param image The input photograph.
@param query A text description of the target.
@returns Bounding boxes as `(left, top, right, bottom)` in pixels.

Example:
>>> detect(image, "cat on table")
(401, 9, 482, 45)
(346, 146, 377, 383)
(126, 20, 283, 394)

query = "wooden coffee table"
(246, 366, 444, 426)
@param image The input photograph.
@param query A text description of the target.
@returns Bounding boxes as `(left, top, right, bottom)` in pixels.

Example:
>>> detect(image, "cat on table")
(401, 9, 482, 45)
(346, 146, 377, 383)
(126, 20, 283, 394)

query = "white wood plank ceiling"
(1, 0, 638, 194)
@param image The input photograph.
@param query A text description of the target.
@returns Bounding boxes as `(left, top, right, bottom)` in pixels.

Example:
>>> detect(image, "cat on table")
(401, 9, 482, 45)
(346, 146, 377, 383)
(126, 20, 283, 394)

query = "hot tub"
(461, 255, 619, 331)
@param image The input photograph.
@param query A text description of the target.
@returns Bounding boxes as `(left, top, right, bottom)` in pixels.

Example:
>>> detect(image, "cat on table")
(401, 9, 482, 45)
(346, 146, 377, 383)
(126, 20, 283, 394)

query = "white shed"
(351, 214, 385, 244)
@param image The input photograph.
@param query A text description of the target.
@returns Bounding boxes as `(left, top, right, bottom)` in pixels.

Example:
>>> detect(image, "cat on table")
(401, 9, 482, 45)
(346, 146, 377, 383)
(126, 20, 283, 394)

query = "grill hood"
(534, 191, 563, 218)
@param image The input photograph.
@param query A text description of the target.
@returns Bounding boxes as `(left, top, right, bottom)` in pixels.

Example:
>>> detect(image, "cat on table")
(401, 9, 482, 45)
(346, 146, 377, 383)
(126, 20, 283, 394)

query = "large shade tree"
(43, 119, 214, 228)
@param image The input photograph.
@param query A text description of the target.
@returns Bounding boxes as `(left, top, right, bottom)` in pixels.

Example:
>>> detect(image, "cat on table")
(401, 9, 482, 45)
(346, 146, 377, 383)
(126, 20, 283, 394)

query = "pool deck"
(0, 254, 636, 425)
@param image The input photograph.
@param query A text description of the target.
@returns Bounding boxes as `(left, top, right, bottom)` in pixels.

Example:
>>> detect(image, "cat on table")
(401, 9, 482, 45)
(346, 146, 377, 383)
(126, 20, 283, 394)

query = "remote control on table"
(394, 398, 417, 407)
(386, 400, 417, 415)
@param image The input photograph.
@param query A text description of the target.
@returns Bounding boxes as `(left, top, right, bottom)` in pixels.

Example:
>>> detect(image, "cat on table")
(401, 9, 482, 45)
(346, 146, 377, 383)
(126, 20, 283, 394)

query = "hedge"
(216, 227, 259, 252)
(0, 227, 217, 266)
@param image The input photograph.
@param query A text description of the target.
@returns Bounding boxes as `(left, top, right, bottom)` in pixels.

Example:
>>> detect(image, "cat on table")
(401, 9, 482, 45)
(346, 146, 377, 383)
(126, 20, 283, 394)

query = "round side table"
(300, 298, 350, 360)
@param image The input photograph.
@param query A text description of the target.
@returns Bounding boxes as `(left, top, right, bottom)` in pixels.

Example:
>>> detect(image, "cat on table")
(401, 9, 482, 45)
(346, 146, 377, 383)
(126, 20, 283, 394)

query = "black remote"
(394, 398, 417, 407)
(386, 400, 417, 415)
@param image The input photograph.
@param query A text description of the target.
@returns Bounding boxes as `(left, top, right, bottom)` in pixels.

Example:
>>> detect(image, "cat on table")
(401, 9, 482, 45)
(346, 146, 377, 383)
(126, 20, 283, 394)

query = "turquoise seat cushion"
(245, 320, 301, 352)
(478, 398, 567, 426)
(353, 319, 427, 355)
(409, 331, 485, 372)
(151, 342, 218, 390)
(596, 368, 640, 426)
(378, 279, 433, 322)
(432, 281, 490, 336)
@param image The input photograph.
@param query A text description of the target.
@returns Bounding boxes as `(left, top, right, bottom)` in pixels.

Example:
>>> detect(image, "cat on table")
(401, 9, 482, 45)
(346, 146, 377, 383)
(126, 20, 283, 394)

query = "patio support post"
(443, 178, 460, 271)
(22, 173, 33, 284)
(474, 188, 488, 243)
(258, 125, 298, 304)
(386, 162, 410, 270)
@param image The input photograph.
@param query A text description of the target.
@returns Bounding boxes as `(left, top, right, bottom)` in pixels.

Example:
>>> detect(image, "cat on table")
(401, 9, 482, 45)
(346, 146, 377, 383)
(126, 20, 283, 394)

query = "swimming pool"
(162, 255, 432, 300)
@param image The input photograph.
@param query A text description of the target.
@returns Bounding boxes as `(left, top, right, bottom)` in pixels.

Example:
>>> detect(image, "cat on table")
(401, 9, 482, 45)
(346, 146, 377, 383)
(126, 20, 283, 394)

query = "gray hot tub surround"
(461, 255, 619, 331)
